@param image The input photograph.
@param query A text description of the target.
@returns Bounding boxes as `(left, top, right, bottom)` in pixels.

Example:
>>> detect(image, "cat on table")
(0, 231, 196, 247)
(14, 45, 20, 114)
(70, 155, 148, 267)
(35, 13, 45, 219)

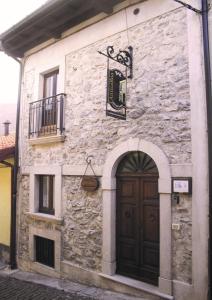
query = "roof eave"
(0, 0, 127, 58)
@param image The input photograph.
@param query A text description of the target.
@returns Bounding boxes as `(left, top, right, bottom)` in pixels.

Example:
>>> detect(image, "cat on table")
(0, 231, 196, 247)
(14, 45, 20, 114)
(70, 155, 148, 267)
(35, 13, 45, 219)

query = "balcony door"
(42, 70, 58, 127)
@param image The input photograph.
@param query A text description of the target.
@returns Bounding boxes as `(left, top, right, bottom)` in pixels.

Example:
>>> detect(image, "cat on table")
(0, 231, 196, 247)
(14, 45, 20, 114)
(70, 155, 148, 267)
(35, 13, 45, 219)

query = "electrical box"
(172, 224, 181, 231)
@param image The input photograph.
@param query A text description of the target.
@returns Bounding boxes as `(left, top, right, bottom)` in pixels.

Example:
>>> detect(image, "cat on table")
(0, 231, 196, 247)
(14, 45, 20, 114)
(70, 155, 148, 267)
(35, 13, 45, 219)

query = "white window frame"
(29, 165, 62, 219)
(29, 226, 61, 275)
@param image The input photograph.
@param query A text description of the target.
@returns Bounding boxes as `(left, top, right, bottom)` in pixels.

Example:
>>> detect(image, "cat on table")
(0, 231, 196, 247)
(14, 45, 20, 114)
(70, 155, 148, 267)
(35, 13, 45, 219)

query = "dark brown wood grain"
(116, 175, 159, 285)
(81, 176, 99, 192)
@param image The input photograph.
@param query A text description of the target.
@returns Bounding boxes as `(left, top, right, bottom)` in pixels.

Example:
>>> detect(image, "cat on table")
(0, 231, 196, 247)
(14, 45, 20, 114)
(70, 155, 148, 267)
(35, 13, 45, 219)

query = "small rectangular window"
(35, 236, 55, 268)
(39, 175, 54, 215)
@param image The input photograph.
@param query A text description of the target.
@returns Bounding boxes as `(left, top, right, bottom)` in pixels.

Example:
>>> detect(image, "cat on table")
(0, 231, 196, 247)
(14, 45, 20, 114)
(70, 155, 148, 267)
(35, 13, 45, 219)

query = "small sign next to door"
(172, 177, 192, 194)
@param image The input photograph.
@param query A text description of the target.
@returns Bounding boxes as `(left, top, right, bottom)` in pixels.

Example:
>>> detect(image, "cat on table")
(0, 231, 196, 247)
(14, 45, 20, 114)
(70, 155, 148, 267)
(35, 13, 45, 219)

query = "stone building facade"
(1, 0, 208, 299)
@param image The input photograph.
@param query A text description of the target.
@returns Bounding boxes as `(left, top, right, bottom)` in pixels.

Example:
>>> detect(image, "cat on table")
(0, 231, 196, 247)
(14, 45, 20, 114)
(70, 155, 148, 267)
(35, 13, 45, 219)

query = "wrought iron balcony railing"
(29, 93, 65, 139)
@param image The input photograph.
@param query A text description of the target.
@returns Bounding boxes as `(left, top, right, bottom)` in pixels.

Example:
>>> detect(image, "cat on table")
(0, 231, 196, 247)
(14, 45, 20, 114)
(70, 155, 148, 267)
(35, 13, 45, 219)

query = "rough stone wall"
(17, 176, 30, 264)
(172, 196, 192, 284)
(20, 8, 191, 167)
(18, 8, 192, 282)
(64, 8, 190, 166)
(62, 177, 102, 271)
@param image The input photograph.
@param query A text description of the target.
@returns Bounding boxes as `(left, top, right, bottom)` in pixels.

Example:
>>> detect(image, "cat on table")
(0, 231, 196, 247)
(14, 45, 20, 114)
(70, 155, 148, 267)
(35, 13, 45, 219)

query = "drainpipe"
(201, 0, 212, 299)
(0, 44, 23, 270)
(11, 58, 22, 270)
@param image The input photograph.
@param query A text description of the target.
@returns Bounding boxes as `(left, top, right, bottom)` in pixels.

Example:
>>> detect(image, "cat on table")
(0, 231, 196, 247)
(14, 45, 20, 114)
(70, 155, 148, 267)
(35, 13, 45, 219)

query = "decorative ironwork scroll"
(98, 46, 133, 79)
(98, 46, 133, 120)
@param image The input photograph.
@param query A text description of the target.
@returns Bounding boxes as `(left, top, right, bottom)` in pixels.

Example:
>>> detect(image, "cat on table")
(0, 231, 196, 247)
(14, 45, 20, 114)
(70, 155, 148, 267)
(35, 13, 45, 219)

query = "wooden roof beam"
(94, 0, 114, 14)
(4, 1, 96, 53)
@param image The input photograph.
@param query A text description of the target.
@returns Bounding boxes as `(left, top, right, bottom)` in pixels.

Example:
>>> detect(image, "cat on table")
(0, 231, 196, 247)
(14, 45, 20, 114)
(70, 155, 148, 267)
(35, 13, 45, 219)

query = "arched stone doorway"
(102, 138, 172, 296)
(116, 151, 159, 285)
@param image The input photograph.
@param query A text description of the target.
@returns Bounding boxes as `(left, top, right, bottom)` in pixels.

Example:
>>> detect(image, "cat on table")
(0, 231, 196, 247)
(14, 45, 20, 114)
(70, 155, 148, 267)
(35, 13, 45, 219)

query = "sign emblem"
(108, 69, 126, 110)
(98, 46, 133, 120)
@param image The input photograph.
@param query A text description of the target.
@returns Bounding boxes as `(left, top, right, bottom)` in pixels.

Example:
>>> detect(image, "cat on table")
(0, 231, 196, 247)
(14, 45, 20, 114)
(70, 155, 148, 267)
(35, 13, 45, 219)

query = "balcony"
(29, 93, 65, 145)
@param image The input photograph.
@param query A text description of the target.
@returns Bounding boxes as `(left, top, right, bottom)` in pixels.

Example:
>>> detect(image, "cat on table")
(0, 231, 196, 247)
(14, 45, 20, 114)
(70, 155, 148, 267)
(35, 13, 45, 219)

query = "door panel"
(143, 246, 159, 267)
(119, 204, 136, 238)
(141, 178, 159, 283)
(143, 180, 158, 199)
(143, 205, 159, 242)
(117, 178, 140, 275)
(116, 176, 159, 285)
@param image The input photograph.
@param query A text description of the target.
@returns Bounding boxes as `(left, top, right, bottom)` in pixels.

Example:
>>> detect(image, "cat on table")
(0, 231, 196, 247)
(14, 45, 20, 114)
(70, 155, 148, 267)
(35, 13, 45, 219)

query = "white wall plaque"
(172, 178, 192, 194)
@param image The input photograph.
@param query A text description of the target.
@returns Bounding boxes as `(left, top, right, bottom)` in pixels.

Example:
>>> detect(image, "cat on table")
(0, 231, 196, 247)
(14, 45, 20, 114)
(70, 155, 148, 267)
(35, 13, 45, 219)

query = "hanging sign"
(81, 176, 99, 192)
(107, 69, 126, 119)
(81, 156, 99, 192)
(98, 46, 133, 120)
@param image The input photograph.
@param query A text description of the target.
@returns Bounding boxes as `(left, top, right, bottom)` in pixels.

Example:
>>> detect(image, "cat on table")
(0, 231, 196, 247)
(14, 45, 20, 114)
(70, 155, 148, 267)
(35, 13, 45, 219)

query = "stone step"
(99, 274, 174, 300)
(0, 262, 6, 270)
(0, 270, 151, 300)
(0, 268, 173, 300)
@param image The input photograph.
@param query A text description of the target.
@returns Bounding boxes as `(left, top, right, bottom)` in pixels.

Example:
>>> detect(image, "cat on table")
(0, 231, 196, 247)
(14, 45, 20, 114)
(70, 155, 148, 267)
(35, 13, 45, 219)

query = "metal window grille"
(29, 93, 65, 139)
(35, 236, 55, 268)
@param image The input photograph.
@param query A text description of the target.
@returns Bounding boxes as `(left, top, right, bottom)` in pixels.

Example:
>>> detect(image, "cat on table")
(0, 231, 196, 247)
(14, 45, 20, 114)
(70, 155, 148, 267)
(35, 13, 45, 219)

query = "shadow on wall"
(0, 244, 10, 264)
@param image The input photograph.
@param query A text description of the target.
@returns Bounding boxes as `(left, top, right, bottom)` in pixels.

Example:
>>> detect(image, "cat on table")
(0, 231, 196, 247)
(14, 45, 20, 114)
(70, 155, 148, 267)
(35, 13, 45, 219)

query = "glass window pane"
(42, 176, 49, 208)
(39, 175, 54, 214)
(43, 71, 58, 98)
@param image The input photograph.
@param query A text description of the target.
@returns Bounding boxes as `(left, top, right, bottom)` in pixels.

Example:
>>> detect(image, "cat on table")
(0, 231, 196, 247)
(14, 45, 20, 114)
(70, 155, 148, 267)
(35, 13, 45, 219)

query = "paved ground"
(0, 275, 92, 300)
(0, 268, 146, 300)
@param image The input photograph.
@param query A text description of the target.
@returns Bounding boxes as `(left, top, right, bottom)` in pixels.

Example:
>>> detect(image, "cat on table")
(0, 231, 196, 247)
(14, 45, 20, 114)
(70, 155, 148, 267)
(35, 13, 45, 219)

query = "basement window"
(35, 236, 55, 268)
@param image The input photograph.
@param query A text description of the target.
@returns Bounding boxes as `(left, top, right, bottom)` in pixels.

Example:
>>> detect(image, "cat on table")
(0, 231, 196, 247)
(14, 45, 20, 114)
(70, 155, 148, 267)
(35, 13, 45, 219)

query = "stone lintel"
(99, 273, 174, 300)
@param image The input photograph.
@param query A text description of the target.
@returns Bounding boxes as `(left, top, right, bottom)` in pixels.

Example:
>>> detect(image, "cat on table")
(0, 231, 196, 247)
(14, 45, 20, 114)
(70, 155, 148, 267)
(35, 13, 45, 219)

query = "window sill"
(30, 261, 60, 278)
(26, 212, 63, 225)
(29, 135, 65, 146)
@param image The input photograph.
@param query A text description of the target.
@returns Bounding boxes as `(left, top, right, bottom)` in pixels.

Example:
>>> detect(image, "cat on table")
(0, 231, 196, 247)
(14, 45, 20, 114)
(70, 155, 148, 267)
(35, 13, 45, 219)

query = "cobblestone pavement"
(0, 270, 146, 300)
(0, 275, 92, 300)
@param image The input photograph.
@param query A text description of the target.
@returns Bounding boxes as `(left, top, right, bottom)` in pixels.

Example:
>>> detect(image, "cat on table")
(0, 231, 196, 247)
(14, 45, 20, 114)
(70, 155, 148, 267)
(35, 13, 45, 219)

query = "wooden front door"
(116, 152, 159, 285)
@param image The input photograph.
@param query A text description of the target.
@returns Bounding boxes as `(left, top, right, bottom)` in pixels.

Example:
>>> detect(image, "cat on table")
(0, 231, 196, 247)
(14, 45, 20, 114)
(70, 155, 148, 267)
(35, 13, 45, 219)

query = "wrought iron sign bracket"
(98, 45, 133, 120)
(98, 46, 133, 79)
(173, 0, 211, 14)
